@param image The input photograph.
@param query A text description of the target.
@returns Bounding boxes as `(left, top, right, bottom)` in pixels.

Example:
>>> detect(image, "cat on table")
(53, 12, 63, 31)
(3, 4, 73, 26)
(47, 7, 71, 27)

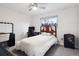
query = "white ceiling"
(0, 3, 78, 16)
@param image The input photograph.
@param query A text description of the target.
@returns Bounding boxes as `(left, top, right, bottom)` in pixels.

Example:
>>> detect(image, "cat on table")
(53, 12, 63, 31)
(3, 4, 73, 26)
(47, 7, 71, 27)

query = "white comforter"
(15, 35, 57, 56)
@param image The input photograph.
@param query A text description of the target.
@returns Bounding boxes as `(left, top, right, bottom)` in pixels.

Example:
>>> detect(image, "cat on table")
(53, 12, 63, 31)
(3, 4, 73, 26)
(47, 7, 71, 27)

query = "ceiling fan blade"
(39, 6, 46, 9)
(29, 8, 32, 11)
(38, 3, 47, 5)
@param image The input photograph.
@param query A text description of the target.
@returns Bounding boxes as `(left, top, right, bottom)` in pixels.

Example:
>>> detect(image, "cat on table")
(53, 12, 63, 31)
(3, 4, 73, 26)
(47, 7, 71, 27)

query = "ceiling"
(0, 3, 78, 16)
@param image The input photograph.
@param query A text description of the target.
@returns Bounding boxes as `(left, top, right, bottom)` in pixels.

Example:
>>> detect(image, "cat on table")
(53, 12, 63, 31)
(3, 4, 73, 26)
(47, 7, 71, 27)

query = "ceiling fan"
(28, 3, 46, 11)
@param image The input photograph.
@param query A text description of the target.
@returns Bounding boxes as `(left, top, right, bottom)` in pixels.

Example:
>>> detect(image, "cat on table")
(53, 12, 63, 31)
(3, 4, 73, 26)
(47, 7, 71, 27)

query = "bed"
(15, 24, 58, 56)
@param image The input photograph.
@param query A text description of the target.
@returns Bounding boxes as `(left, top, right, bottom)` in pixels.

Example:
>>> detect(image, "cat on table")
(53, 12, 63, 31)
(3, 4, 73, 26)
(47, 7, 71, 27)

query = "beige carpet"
(7, 45, 79, 56)
(53, 47, 79, 56)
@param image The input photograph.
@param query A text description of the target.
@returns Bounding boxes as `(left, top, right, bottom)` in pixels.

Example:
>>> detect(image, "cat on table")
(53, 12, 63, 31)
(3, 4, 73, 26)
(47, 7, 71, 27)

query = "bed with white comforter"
(15, 34, 57, 56)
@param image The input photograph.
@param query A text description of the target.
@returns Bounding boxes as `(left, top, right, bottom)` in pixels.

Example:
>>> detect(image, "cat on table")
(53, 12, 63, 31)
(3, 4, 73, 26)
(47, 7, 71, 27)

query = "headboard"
(40, 25, 57, 37)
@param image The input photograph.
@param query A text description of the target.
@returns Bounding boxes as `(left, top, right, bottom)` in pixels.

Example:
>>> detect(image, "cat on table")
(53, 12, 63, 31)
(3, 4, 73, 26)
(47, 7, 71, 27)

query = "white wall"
(77, 6, 79, 48)
(0, 6, 32, 42)
(31, 7, 78, 46)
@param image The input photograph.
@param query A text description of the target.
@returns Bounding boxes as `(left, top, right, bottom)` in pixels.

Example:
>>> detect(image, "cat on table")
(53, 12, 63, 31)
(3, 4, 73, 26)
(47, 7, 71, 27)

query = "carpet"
(7, 45, 79, 56)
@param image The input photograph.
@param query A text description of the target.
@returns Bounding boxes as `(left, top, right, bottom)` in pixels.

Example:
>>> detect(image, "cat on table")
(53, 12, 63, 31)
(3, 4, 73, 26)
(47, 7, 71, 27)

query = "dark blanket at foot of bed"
(0, 46, 12, 56)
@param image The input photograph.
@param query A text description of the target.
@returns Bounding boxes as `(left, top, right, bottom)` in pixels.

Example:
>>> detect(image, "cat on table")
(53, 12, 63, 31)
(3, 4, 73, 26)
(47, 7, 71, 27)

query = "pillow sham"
(41, 32, 52, 36)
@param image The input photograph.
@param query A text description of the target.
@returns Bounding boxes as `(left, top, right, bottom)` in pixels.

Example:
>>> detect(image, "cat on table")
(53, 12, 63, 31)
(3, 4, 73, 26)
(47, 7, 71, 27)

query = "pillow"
(41, 32, 52, 36)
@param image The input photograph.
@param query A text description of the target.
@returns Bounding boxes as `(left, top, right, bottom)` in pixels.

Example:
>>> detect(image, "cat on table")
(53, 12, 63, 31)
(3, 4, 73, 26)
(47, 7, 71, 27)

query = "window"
(40, 16, 57, 26)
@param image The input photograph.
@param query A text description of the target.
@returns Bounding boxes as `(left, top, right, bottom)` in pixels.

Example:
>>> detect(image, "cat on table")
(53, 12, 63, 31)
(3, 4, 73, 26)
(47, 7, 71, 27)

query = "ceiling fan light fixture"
(28, 3, 46, 11)
(32, 6, 37, 10)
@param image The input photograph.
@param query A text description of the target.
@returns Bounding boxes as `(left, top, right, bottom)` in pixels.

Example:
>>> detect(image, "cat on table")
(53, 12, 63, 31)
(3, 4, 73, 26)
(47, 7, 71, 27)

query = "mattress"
(15, 34, 57, 56)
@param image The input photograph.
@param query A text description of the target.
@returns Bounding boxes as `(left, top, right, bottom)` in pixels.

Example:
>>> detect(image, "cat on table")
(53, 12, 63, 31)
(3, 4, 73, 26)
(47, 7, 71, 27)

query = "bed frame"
(40, 24, 57, 37)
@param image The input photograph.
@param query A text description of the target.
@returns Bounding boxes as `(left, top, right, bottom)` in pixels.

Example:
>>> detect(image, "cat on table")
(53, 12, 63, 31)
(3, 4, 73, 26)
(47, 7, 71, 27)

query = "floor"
(7, 45, 79, 56)
(45, 45, 79, 56)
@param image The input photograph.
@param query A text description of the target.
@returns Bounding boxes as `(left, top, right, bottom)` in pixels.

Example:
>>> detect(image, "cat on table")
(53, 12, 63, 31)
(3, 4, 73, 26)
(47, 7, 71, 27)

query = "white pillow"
(41, 32, 52, 36)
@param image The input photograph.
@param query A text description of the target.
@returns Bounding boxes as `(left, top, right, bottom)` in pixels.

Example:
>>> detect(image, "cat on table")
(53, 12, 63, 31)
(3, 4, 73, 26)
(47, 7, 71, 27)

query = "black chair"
(7, 33, 15, 47)
(28, 29, 35, 37)
(27, 27, 40, 37)
(27, 27, 35, 37)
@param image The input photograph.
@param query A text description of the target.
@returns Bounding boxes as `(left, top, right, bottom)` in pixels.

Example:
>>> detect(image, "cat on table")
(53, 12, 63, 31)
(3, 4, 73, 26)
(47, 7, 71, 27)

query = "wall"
(31, 7, 78, 46)
(77, 6, 79, 48)
(0, 6, 31, 42)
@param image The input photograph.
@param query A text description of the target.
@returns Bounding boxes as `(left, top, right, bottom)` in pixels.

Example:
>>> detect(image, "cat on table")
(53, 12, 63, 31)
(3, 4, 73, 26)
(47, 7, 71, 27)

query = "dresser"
(64, 34, 75, 49)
